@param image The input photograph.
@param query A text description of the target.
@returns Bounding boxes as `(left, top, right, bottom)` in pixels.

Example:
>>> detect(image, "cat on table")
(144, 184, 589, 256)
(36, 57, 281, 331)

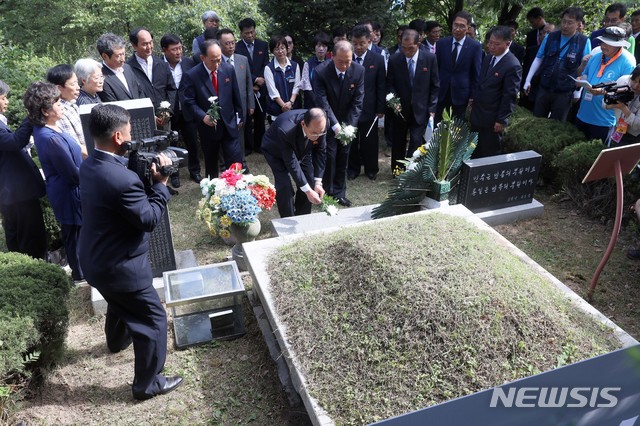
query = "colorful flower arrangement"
(196, 163, 276, 239)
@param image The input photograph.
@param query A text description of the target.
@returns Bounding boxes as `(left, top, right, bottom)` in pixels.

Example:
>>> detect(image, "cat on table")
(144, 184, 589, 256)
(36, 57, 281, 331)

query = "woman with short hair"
(24, 81, 83, 281)
(74, 58, 104, 106)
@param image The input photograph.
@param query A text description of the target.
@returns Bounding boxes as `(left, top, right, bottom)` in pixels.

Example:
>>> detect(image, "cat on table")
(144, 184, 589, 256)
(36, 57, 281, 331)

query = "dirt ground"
(9, 165, 640, 425)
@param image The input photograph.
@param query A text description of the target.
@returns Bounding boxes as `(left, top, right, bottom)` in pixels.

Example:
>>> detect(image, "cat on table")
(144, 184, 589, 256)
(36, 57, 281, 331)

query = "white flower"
(159, 101, 171, 109)
(326, 205, 338, 216)
(407, 162, 417, 171)
(412, 149, 421, 159)
(201, 186, 209, 196)
(208, 96, 218, 103)
(342, 125, 356, 138)
(200, 177, 210, 188)
(386, 93, 395, 101)
(235, 180, 247, 189)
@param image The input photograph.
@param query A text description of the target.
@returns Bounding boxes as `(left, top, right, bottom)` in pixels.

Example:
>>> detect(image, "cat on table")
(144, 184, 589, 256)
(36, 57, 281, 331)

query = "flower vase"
(229, 221, 261, 271)
(431, 180, 451, 202)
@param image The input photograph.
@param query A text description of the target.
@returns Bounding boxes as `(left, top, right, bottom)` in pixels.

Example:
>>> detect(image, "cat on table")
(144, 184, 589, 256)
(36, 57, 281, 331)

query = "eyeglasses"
(307, 131, 326, 139)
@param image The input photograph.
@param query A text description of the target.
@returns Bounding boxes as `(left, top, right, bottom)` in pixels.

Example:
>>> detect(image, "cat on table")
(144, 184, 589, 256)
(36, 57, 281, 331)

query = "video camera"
(124, 130, 188, 186)
(592, 81, 635, 105)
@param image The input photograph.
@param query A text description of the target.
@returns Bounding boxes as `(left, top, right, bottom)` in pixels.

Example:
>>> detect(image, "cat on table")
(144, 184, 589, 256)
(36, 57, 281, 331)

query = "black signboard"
(78, 98, 156, 154)
(458, 151, 541, 213)
(373, 345, 640, 426)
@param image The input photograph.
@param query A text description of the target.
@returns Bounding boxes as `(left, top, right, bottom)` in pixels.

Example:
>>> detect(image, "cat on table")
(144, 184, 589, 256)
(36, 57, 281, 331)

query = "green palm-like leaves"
(371, 110, 477, 219)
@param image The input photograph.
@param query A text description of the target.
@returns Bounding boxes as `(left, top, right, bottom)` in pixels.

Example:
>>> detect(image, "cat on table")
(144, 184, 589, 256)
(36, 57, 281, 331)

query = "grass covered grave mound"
(267, 213, 621, 425)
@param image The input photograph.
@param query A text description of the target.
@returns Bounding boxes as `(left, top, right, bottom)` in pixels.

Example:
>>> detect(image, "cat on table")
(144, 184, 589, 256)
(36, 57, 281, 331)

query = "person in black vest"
(301, 32, 330, 109)
(523, 7, 590, 122)
(264, 35, 301, 122)
(631, 10, 640, 64)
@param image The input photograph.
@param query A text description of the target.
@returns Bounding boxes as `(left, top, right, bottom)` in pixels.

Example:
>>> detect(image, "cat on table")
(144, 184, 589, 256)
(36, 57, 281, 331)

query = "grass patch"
(267, 213, 621, 425)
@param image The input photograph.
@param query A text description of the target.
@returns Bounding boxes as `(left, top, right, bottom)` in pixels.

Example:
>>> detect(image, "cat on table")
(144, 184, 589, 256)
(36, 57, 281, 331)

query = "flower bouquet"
(207, 96, 221, 128)
(335, 123, 357, 146)
(157, 100, 172, 122)
(386, 92, 404, 120)
(321, 194, 339, 216)
(196, 163, 276, 240)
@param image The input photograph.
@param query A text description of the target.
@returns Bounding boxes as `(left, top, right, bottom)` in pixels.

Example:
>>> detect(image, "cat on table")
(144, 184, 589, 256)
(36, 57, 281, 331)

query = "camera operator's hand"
(151, 153, 171, 185)
(606, 101, 632, 117)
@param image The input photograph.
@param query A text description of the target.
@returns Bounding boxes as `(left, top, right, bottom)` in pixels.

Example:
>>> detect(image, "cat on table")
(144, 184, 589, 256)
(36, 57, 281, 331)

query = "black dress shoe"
(366, 173, 377, 181)
(167, 186, 179, 195)
(190, 173, 203, 184)
(347, 172, 358, 180)
(336, 197, 352, 207)
(170, 174, 181, 188)
(134, 376, 183, 401)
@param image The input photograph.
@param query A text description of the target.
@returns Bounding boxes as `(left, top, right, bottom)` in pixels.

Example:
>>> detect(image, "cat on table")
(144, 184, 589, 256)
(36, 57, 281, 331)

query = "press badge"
(610, 117, 628, 143)
(584, 92, 593, 101)
(286, 77, 296, 83)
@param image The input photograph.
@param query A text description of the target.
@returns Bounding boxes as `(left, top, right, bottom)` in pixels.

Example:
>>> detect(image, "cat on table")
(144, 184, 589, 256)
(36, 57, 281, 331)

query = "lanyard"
(598, 49, 623, 77)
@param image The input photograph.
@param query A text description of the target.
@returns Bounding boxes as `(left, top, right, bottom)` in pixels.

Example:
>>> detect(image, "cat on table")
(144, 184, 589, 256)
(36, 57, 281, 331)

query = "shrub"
(553, 140, 640, 219)
(0, 252, 71, 380)
(0, 313, 39, 379)
(40, 198, 63, 251)
(504, 116, 587, 184)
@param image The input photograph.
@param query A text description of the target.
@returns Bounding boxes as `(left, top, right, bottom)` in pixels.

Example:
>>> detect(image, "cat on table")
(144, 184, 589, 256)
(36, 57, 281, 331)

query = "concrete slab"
(91, 249, 198, 316)
(243, 204, 637, 426)
(271, 204, 378, 237)
(475, 198, 544, 226)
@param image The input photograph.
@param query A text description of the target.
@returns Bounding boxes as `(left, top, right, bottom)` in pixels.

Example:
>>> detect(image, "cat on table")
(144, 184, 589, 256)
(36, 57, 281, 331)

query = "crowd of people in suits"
(3, 3, 640, 400)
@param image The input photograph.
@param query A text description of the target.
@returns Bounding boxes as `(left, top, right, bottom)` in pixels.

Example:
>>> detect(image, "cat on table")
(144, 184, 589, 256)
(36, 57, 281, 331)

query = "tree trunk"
(498, 3, 523, 25)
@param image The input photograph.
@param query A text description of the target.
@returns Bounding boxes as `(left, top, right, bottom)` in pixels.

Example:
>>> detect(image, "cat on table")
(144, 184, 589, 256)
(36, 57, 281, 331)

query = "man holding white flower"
(312, 40, 364, 207)
(181, 39, 245, 179)
(261, 108, 327, 218)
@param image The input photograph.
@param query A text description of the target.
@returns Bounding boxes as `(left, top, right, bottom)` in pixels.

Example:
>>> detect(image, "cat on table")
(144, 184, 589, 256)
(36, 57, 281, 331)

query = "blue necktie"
(408, 58, 415, 86)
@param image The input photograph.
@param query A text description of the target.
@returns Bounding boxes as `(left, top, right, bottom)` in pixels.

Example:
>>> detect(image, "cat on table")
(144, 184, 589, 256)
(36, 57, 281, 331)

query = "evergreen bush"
(504, 116, 587, 184)
(0, 252, 71, 380)
(553, 140, 640, 219)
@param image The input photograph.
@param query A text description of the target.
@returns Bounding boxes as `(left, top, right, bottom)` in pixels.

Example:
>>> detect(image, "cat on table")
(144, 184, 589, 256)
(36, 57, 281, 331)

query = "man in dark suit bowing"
(313, 40, 364, 207)
(0, 80, 46, 260)
(181, 39, 245, 179)
(78, 104, 182, 401)
(235, 18, 269, 154)
(262, 108, 327, 218)
(387, 29, 439, 174)
(97, 33, 145, 102)
(348, 25, 385, 181)
(435, 11, 482, 123)
(161, 33, 202, 183)
(470, 26, 522, 159)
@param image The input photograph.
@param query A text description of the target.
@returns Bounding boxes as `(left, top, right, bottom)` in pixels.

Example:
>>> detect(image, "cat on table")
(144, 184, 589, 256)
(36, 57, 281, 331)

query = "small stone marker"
(458, 150, 541, 212)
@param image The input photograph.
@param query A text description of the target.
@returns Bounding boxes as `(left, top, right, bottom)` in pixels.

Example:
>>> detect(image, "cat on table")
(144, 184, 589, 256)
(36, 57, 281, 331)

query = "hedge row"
(0, 252, 71, 382)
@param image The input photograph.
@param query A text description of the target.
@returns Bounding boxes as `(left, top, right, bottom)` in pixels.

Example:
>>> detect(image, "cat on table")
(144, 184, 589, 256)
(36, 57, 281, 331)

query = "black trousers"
(0, 198, 47, 260)
(246, 95, 266, 153)
(533, 88, 572, 122)
(263, 150, 313, 218)
(435, 88, 468, 124)
(171, 110, 200, 176)
(349, 119, 379, 176)
(323, 134, 350, 198)
(391, 114, 425, 173)
(471, 124, 503, 159)
(198, 122, 244, 179)
(97, 283, 167, 399)
(61, 224, 83, 280)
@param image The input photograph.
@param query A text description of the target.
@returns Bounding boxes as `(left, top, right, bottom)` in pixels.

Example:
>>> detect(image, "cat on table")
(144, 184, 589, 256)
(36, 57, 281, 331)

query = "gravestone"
(78, 98, 156, 154)
(458, 150, 541, 212)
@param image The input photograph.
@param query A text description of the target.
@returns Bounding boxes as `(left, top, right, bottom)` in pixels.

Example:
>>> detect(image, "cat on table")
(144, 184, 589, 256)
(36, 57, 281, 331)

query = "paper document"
(569, 75, 592, 90)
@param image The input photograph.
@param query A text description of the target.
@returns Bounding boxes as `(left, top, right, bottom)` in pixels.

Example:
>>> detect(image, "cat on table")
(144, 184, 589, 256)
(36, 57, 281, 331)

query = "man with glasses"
(97, 33, 144, 102)
(591, 3, 628, 49)
(261, 108, 327, 218)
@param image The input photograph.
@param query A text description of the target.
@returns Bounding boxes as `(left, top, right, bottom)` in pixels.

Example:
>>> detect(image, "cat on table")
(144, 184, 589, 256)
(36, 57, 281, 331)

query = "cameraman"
(78, 104, 182, 401)
(605, 65, 640, 145)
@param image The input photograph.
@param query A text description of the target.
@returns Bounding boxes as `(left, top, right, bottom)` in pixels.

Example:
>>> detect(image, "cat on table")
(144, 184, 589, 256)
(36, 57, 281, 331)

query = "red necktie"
(211, 71, 218, 94)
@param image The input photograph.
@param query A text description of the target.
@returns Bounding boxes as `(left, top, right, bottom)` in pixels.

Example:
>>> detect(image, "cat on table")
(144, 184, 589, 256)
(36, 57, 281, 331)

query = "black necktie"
(489, 56, 496, 69)
(452, 41, 460, 67)
(356, 57, 362, 64)
(338, 73, 344, 83)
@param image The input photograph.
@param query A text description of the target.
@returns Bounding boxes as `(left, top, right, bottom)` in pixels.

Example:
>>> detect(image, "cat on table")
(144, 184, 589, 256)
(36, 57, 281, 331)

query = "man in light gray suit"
(218, 28, 255, 154)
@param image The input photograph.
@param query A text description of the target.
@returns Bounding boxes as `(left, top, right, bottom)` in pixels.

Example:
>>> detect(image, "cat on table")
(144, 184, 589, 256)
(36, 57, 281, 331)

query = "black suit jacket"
(312, 60, 365, 129)
(99, 63, 145, 102)
(635, 35, 640, 65)
(78, 149, 170, 292)
(235, 38, 270, 84)
(356, 51, 386, 124)
(166, 56, 196, 114)
(261, 109, 327, 188)
(470, 51, 522, 127)
(0, 118, 45, 206)
(127, 55, 177, 110)
(181, 62, 244, 136)
(435, 36, 482, 104)
(387, 50, 440, 126)
(510, 41, 526, 65)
